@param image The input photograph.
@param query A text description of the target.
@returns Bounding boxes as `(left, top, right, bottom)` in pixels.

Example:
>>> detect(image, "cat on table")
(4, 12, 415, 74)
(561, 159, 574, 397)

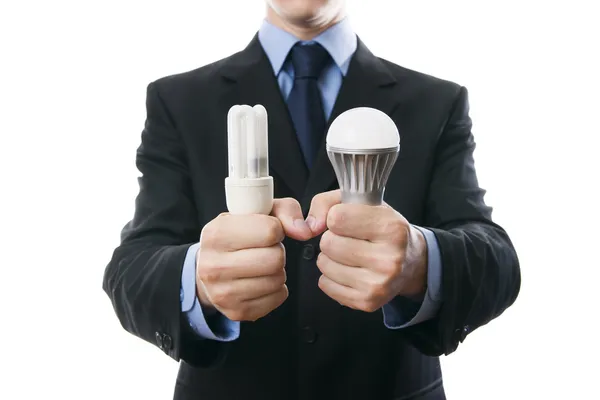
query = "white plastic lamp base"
(225, 176, 274, 215)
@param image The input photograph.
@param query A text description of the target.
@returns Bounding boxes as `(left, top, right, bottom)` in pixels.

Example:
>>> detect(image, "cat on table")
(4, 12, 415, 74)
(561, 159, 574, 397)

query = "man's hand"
(196, 198, 313, 322)
(307, 190, 428, 312)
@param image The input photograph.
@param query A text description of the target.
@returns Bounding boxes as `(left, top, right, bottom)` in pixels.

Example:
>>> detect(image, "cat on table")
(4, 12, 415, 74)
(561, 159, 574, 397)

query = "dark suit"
(103, 35, 521, 400)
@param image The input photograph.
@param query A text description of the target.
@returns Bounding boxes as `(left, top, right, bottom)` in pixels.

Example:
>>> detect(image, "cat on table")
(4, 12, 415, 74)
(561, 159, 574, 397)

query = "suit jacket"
(103, 35, 521, 400)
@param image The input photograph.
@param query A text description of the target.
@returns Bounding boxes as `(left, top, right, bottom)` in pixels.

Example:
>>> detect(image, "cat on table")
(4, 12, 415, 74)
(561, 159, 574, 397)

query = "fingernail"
(305, 215, 317, 231)
(294, 219, 310, 231)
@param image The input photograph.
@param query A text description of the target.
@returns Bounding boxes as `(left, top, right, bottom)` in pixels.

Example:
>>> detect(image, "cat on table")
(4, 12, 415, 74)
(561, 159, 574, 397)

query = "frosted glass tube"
(253, 104, 269, 178)
(227, 105, 241, 178)
(246, 107, 259, 179)
(237, 106, 249, 179)
(227, 104, 270, 180)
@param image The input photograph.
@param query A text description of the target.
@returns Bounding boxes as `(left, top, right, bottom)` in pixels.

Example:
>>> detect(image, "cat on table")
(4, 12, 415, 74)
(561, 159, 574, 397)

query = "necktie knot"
(290, 43, 331, 79)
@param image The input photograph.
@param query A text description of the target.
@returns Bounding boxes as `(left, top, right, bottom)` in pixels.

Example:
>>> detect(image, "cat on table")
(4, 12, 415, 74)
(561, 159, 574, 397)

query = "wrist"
(195, 249, 218, 317)
(401, 226, 428, 299)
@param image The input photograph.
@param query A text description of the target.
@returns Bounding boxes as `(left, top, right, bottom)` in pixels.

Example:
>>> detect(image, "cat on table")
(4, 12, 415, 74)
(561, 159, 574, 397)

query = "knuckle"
(319, 230, 334, 252)
(246, 315, 261, 323)
(365, 252, 382, 269)
(309, 192, 324, 210)
(269, 286, 288, 309)
(276, 197, 296, 211)
(316, 253, 330, 273)
(275, 244, 286, 267)
(367, 282, 389, 304)
(360, 296, 381, 313)
(240, 304, 257, 321)
(200, 217, 230, 248)
(209, 286, 233, 307)
(326, 204, 344, 231)
(226, 309, 245, 322)
(272, 198, 295, 221)
(197, 258, 220, 283)
(385, 218, 409, 244)
(388, 252, 405, 271)
(372, 249, 403, 275)
(277, 269, 287, 285)
(365, 302, 380, 313)
(200, 224, 218, 247)
(316, 252, 325, 269)
(277, 285, 289, 302)
(272, 269, 287, 286)
(317, 274, 327, 289)
(381, 252, 404, 276)
(263, 217, 284, 244)
(265, 244, 286, 273)
(197, 268, 213, 283)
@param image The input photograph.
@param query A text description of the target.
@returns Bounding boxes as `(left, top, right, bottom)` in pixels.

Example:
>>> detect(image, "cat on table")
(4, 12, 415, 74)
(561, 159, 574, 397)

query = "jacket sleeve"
(102, 81, 229, 368)
(399, 86, 521, 356)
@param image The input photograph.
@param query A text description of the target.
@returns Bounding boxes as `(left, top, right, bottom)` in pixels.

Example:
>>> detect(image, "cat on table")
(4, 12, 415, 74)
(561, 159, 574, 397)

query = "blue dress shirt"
(180, 18, 443, 340)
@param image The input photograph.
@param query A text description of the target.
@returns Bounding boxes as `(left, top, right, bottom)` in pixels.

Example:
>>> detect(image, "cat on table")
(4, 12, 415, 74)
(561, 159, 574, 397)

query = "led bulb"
(326, 107, 400, 205)
(225, 104, 274, 215)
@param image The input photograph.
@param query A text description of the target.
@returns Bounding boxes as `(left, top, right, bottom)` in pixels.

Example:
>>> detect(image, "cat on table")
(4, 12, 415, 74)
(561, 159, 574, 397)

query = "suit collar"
(257, 18, 357, 77)
(220, 35, 395, 90)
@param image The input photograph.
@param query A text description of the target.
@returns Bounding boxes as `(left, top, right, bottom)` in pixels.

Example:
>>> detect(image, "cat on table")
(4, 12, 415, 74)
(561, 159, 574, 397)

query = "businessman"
(103, 1, 521, 399)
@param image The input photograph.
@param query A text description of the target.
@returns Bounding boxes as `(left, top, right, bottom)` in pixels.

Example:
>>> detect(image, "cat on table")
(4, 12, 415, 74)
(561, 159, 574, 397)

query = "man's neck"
(265, 7, 344, 41)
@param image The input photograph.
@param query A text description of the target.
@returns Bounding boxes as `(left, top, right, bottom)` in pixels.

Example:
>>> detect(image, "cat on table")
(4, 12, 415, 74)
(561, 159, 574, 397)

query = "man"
(103, 0, 521, 399)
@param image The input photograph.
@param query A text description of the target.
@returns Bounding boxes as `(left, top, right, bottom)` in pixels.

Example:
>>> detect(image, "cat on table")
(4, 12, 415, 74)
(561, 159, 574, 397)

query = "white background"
(1, 0, 599, 399)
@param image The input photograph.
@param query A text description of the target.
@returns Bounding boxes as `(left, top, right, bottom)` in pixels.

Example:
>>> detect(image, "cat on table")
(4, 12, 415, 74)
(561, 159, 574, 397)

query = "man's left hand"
(305, 190, 428, 312)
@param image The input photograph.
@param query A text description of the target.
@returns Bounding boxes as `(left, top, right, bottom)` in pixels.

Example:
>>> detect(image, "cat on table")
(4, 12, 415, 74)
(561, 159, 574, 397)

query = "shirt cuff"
(181, 243, 240, 341)
(382, 226, 443, 329)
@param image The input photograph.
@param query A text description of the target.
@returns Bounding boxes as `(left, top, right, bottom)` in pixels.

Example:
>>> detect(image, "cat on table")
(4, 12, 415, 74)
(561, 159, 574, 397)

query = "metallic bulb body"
(327, 149, 398, 205)
(326, 107, 400, 206)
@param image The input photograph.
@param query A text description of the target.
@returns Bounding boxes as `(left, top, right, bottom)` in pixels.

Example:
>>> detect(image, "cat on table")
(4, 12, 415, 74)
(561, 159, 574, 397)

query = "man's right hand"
(195, 198, 314, 322)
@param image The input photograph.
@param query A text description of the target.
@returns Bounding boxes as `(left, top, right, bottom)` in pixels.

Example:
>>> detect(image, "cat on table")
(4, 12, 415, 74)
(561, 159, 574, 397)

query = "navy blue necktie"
(287, 43, 331, 169)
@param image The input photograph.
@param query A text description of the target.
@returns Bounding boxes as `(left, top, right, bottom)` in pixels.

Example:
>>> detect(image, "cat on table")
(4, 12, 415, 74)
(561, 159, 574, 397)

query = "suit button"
(302, 244, 315, 260)
(162, 334, 173, 351)
(454, 326, 470, 343)
(461, 325, 470, 341)
(300, 326, 317, 344)
(155, 332, 164, 349)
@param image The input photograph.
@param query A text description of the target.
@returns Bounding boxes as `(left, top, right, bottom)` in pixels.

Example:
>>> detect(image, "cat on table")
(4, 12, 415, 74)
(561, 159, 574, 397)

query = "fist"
(196, 198, 312, 321)
(307, 190, 428, 312)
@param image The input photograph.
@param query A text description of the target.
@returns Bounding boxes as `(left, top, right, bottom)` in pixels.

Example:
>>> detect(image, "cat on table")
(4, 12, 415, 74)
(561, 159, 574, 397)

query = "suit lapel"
(219, 35, 308, 198)
(301, 38, 400, 209)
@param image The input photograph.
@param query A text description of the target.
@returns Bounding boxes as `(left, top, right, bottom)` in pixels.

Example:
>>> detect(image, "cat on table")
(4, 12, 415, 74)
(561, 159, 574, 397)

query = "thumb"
(306, 190, 342, 236)
(271, 198, 313, 241)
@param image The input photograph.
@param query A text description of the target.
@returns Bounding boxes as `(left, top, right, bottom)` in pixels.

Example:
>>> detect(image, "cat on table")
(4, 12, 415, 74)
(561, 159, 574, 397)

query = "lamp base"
(340, 189, 385, 206)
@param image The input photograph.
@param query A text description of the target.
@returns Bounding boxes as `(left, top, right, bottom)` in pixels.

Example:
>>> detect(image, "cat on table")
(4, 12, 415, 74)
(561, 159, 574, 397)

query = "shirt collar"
(258, 17, 357, 76)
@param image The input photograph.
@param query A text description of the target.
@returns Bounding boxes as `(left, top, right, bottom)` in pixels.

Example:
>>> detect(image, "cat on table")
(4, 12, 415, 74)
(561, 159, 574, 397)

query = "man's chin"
(284, 8, 341, 30)
(267, 0, 344, 33)
(285, 13, 323, 28)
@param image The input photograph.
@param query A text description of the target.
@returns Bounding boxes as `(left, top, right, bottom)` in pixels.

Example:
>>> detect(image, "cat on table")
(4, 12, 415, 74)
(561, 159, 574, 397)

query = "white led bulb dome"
(225, 104, 274, 215)
(326, 107, 400, 205)
(327, 107, 400, 152)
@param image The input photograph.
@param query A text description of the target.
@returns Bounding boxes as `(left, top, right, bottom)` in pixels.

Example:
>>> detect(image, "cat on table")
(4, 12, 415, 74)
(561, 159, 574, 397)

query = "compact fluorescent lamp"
(225, 104, 274, 215)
